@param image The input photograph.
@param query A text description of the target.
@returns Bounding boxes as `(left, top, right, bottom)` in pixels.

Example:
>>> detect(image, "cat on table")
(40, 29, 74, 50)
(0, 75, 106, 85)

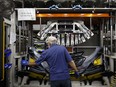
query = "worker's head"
(46, 36, 57, 47)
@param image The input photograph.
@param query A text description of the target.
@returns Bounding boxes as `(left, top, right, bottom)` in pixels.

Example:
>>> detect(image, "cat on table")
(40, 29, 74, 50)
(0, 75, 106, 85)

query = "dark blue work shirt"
(35, 44, 73, 81)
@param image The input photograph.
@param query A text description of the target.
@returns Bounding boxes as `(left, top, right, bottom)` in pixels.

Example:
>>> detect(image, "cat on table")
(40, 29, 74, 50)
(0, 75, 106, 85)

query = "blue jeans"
(50, 79, 72, 87)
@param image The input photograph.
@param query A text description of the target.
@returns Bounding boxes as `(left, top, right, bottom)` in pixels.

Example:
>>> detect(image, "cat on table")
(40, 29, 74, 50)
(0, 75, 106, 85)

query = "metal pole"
(114, 12, 116, 52)
(22, 0, 25, 54)
(22, 20, 25, 54)
(0, 16, 4, 82)
(90, 17, 93, 30)
(101, 19, 104, 47)
(31, 24, 33, 46)
(19, 23, 21, 53)
(40, 17, 42, 36)
(110, 12, 113, 53)
(10, 11, 16, 87)
(106, 20, 109, 54)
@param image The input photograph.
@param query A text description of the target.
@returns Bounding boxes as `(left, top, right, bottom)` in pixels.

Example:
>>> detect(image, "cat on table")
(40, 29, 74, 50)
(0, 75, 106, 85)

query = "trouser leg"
(50, 79, 72, 87)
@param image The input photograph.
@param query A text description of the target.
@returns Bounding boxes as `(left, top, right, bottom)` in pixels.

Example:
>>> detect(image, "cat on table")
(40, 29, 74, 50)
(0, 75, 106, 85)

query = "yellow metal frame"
(1, 21, 5, 81)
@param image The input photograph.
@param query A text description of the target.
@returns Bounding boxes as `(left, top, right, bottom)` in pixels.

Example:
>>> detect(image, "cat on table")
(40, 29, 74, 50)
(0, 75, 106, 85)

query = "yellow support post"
(0, 17, 5, 81)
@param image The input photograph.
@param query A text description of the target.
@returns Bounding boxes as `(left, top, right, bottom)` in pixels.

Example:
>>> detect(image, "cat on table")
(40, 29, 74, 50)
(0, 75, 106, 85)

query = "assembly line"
(0, 0, 116, 87)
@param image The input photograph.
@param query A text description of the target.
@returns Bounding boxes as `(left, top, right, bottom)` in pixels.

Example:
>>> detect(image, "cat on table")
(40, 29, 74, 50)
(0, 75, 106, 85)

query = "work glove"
(5, 48, 12, 58)
(75, 71, 80, 78)
(38, 50, 44, 53)
(5, 63, 12, 69)
(21, 60, 29, 66)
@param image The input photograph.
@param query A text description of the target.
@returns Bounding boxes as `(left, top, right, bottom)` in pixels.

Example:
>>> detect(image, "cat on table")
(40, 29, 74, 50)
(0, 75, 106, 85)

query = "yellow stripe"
(2, 21, 5, 81)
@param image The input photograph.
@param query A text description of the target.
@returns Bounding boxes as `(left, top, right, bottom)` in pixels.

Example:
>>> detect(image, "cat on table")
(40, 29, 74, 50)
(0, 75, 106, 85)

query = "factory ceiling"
(13, 0, 116, 8)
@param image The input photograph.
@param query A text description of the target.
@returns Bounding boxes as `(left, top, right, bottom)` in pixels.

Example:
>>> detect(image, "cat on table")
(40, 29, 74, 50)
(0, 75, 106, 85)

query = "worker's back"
(44, 44, 72, 81)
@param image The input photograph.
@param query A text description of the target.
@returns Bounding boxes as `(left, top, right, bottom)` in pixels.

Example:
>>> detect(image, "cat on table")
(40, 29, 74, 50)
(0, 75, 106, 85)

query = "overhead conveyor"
(74, 21, 94, 36)
(73, 22, 92, 39)
(37, 21, 94, 46)
(37, 22, 58, 40)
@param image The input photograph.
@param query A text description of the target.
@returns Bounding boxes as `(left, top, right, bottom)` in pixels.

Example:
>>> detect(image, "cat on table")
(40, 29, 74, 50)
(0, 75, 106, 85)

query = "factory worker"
(21, 36, 79, 87)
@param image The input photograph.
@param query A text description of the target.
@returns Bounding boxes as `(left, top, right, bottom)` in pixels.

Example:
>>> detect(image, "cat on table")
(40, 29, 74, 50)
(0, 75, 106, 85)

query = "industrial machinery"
(0, 0, 116, 87)
(17, 46, 114, 85)
(37, 21, 94, 46)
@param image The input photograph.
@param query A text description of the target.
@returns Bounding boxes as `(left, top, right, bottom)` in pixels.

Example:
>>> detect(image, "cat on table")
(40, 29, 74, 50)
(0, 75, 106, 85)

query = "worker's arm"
(68, 60, 78, 71)
(21, 50, 47, 66)
(68, 60, 80, 77)
(64, 47, 79, 72)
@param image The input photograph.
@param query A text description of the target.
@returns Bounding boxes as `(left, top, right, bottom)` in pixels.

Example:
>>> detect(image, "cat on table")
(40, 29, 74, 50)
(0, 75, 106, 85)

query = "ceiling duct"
(0, 0, 15, 17)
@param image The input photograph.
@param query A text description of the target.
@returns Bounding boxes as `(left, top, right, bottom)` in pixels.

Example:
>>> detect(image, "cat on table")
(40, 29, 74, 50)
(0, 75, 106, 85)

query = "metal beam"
(0, 17, 4, 81)
(36, 13, 110, 18)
